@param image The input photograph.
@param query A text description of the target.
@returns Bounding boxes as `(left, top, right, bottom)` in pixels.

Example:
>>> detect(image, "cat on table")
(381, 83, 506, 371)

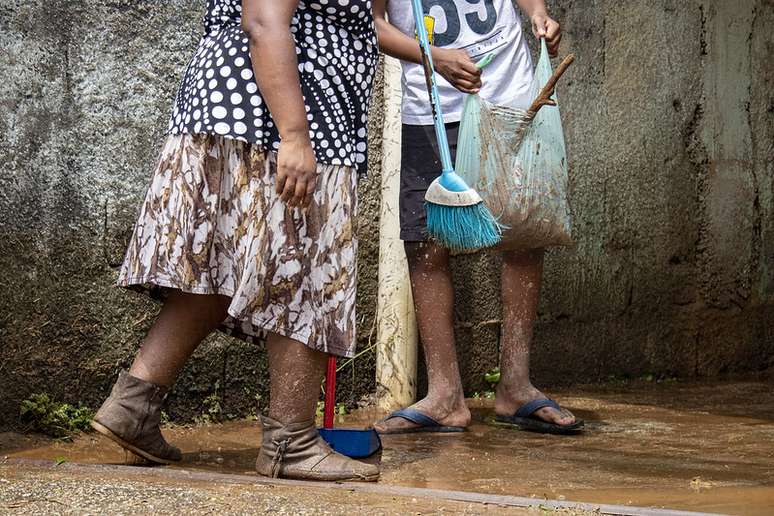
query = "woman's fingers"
(277, 164, 317, 208)
(276, 137, 317, 208)
(275, 170, 287, 195)
(302, 176, 317, 208)
(280, 176, 296, 203)
(291, 177, 307, 207)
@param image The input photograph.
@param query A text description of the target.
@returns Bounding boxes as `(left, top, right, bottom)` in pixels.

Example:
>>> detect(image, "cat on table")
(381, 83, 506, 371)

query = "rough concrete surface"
(0, 463, 543, 515)
(1, 0, 773, 424)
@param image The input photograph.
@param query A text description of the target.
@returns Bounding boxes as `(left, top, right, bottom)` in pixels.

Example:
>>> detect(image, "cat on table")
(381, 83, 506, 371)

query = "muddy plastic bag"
(455, 39, 573, 251)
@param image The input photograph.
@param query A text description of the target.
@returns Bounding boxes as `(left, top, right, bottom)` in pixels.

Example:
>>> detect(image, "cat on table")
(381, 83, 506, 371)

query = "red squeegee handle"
(323, 355, 336, 429)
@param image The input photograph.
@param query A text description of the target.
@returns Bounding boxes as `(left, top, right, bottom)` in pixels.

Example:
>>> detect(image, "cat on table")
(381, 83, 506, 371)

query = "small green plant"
(315, 401, 348, 417)
(194, 393, 224, 424)
(19, 394, 94, 437)
(606, 372, 679, 385)
(193, 380, 226, 425)
(472, 391, 496, 400)
(484, 368, 501, 388)
(605, 373, 632, 384)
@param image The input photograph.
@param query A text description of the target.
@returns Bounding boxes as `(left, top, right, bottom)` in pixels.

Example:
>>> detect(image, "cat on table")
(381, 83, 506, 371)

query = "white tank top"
(387, 0, 534, 125)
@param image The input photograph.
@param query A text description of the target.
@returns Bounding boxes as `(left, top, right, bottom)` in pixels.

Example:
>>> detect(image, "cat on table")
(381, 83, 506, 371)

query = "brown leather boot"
(255, 415, 379, 482)
(90, 370, 182, 464)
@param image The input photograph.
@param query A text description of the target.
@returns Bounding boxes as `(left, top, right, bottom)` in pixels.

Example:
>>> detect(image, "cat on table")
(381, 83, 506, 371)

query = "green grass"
(19, 393, 94, 438)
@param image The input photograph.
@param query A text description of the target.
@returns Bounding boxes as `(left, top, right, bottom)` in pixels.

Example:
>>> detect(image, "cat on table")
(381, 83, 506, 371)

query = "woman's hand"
(432, 47, 482, 94)
(530, 12, 561, 57)
(276, 135, 318, 208)
(242, 0, 317, 208)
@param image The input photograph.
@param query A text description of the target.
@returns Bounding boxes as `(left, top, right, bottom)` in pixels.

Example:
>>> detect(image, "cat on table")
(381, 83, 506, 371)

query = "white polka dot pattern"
(168, 0, 378, 174)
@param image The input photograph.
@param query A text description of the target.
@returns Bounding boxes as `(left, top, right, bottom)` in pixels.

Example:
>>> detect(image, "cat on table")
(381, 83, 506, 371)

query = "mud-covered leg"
(92, 290, 231, 464)
(130, 290, 232, 387)
(495, 248, 576, 426)
(255, 334, 379, 481)
(374, 241, 470, 433)
(265, 333, 328, 423)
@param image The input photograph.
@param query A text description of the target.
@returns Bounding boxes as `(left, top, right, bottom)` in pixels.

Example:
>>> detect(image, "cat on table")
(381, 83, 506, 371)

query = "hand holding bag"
(455, 39, 574, 251)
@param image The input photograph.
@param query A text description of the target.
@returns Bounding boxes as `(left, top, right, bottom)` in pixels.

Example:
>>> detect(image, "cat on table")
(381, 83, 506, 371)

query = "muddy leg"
(495, 248, 575, 425)
(374, 241, 470, 433)
(265, 333, 327, 423)
(129, 290, 232, 387)
(92, 290, 231, 463)
(256, 335, 380, 481)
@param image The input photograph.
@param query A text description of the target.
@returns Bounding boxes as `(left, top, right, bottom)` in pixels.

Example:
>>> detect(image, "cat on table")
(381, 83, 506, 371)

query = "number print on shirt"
(464, 0, 497, 35)
(423, 0, 497, 47)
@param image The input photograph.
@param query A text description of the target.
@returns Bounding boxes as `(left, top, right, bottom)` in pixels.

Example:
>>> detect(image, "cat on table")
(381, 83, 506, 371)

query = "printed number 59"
(423, 0, 498, 47)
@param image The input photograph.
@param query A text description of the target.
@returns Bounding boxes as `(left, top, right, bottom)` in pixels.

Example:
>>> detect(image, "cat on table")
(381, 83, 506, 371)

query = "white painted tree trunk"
(375, 56, 418, 410)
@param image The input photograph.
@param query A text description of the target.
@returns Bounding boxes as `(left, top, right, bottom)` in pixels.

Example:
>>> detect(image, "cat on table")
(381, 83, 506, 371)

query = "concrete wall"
(0, 0, 383, 426)
(1, 0, 772, 424)
(450, 0, 774, 393)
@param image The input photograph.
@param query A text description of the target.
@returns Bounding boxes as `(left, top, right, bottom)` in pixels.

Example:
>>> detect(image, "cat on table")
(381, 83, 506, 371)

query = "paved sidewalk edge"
(1, 457, 726, 516)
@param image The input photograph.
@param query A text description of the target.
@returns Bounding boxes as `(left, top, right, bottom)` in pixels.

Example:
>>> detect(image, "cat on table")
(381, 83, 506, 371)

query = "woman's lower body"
(91, 133, 378, 481)
(373, 123, 582, 435)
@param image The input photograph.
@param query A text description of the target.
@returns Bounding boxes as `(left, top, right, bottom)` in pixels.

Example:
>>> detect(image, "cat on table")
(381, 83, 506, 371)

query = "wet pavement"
(2, 379, 774, 514)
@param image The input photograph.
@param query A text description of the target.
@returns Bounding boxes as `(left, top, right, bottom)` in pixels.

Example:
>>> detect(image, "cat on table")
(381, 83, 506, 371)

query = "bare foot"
(495, 384, 576, 426)
(373, 396, 471, 434)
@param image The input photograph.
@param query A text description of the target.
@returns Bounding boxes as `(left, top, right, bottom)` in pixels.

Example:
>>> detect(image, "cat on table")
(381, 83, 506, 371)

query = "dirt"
(3, 379, 774, 514)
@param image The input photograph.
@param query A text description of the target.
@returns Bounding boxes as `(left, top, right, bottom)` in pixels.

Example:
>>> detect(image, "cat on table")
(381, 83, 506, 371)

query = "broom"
(409, 0, 503, 252)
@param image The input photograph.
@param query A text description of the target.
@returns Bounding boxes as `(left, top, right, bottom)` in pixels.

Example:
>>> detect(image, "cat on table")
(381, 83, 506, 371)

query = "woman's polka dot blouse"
(168, 0, 378, 174)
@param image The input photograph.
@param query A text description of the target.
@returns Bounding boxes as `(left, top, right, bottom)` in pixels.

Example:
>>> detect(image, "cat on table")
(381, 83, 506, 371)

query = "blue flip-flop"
(495, 399, 584, 435)
(376, 408, 466, 435)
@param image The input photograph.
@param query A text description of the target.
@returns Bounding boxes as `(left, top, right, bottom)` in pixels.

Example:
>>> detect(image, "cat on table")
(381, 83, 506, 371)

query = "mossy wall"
(1, 0, 772, 426)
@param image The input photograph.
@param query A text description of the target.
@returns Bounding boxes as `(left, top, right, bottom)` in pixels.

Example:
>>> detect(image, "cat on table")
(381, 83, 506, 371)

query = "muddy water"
(3, 380, 774, 514)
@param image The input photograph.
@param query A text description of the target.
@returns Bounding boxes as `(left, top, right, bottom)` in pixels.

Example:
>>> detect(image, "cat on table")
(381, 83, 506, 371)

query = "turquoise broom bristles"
(427, 202, 504, 252)
(409, 0, 502, 252)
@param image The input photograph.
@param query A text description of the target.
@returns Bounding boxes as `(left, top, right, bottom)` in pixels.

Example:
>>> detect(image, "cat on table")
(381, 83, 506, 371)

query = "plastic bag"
(455, 39, 572, 251)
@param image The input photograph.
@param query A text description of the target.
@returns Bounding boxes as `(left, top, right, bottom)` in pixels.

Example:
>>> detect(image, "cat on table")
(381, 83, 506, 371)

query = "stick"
(323, 356, 336, 429)
(526, 53, 575, 119)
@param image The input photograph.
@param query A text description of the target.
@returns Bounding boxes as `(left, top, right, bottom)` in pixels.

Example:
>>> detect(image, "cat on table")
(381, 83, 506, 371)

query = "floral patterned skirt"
(117, 133, 358, 357)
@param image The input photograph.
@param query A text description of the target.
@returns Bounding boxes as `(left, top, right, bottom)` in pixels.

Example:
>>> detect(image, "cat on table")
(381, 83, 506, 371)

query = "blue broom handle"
(409, 0, 454, 174)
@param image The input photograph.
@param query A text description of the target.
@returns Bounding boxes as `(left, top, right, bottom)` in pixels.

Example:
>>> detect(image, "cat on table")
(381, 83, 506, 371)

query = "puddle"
(3, 380, 774, 514)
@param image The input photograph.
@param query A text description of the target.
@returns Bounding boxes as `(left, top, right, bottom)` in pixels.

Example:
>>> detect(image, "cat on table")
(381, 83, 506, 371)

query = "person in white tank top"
(373, 0, 584, 435)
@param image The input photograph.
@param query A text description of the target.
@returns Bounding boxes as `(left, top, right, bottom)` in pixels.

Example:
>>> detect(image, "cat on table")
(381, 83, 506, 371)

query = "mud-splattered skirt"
(117, 134, 358, 357)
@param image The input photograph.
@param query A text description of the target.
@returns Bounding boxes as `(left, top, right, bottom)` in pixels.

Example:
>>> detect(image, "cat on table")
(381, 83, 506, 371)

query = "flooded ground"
(2, 379, 773, 514)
